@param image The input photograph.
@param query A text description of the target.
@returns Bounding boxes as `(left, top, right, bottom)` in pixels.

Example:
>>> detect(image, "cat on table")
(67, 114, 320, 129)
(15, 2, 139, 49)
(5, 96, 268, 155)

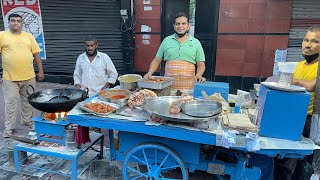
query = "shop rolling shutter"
(287, 0, 320, 62)
(0, 0, 123, 81)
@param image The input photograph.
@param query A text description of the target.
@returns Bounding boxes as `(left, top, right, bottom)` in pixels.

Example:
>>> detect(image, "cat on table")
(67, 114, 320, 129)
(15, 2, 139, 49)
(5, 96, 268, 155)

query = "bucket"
(118, 74, 142, 91)
(66, 141, 77, 152)
(277, 72, 293, 87)
(65, 129, 75, 142)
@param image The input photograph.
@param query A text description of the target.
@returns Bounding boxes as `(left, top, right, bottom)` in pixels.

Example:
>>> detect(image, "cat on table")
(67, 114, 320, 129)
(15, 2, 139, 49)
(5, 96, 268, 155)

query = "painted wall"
(215, 0, 292, 78)
(134, 0, 161, 73)
(133, 0, 293, 92)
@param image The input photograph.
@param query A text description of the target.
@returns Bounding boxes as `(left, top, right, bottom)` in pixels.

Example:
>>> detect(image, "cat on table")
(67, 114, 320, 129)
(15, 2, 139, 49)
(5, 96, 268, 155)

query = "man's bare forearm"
(292, 78, 316, 92)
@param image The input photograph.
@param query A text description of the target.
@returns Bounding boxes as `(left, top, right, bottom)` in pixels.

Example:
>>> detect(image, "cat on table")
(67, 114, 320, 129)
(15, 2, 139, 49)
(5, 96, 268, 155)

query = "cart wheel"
(123, 143, 188, 180)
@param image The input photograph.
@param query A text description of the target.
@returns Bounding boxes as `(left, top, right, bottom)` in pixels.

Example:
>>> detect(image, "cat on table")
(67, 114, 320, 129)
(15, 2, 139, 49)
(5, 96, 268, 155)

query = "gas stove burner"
(41, 112, 68, 121)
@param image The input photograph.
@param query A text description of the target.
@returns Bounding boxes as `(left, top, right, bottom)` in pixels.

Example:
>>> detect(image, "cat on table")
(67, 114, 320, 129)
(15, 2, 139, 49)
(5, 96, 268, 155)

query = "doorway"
(161, 0, 220, 81)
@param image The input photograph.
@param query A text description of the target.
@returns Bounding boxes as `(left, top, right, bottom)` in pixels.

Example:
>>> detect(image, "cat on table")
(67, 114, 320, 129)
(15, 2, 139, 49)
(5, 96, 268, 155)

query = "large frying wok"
(27, 86, 88, 113)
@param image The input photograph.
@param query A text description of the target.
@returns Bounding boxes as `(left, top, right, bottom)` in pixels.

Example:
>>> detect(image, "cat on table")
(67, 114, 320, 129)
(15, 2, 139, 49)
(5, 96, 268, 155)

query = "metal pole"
(312, 58, 320, 173)
(313, 59, 320, 114)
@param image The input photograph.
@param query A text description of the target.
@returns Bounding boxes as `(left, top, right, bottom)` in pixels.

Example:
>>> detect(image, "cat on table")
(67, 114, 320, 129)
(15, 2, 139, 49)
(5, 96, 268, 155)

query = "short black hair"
(307, 25, 320, 33)
(174, 12, 189, 23)
(8, 13, 22, 21)
(84, 35, 98, 44)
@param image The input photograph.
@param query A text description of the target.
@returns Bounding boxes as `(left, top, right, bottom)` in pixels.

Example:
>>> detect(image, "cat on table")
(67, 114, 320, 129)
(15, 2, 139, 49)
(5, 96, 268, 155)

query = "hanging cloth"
(75, 125, 91, 144)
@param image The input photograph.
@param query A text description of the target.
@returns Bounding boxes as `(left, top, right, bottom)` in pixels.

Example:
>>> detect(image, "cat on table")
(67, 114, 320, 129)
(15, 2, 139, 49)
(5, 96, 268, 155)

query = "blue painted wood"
(33, 116, 70, 145)
(118, 131, 201, 164)
(233, 156, 261, 180)
(64, 96, 314, 179)
(257, 85, 310, 141)
(68, 115, 314, 157)
(14, 132, 104, 180)
(109, 130, 116, 161)
(68, 115, 217, 145)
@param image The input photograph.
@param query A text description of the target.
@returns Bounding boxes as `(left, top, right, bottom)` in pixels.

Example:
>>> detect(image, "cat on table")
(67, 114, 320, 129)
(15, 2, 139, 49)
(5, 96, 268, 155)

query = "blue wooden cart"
(65, 110, 318, 180)
(15, 93, 318, 180)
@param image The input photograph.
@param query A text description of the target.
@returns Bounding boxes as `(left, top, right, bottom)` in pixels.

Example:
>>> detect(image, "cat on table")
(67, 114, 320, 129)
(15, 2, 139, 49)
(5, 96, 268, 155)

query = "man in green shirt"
(144, 12, 206, 92)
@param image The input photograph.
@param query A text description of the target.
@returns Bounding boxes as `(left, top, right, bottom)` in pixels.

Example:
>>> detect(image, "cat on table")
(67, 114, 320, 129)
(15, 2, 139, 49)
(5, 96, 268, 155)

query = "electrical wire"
(121, 1, 136, 33)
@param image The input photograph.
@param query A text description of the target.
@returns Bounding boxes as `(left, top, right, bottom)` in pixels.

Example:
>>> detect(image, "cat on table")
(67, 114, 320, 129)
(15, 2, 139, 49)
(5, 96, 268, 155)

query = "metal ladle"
(48, 84, 71, 103)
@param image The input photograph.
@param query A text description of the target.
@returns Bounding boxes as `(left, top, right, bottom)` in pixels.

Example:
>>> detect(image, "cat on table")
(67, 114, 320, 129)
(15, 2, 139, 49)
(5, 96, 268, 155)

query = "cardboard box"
(193, 81, 229, 101)
(256, 85, 310, 141)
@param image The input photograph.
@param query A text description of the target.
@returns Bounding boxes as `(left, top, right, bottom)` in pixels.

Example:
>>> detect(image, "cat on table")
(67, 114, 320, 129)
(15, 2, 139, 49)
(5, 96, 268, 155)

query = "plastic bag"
(201, 91, 230, 114)
(236, 90, 253, 108)
(278, 62, 299, 73)
(310, 114, 320, 145)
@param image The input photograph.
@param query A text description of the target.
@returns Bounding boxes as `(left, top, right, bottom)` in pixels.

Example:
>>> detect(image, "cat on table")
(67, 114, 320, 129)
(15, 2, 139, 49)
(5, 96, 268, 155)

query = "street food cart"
(14, 77, 320, 180)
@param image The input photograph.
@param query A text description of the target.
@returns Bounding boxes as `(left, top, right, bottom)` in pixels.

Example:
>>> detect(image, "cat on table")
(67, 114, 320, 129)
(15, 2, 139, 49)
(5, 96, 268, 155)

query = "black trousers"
(274, 158, 298, 180)
(274, 115, 313, 180)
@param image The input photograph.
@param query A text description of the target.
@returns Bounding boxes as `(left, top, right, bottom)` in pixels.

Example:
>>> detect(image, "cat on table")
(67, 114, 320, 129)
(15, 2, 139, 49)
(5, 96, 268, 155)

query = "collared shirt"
(155, 34, 205, 64)
(293, 60, 318, 115)
(0, 30, 40, 81)
(74, 51, 118, 96)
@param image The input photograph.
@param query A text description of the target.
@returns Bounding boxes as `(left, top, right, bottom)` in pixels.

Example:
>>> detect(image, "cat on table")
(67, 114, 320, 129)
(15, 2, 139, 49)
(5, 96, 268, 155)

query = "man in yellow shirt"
(274, 25, 320, 180)
(292, 25, 320, 137)
(0, 13, 44, 138)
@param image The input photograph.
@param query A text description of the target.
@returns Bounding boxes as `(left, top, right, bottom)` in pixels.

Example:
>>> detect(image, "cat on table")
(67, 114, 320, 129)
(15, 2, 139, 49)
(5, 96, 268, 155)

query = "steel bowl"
(118, 74, 142, 90)
(181, 100, 222, 117)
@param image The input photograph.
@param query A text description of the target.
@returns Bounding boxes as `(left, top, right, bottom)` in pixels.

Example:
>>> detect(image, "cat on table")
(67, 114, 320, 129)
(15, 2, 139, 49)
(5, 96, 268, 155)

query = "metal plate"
(181, 100, 222, 117)
(115, 106, 150, 121)
(78, 99, 119, 116)
(261, 82, 306, 92)
(142, 96, 217, 122)
(137, 76, 174, 89)
(207, 163, 225, 175)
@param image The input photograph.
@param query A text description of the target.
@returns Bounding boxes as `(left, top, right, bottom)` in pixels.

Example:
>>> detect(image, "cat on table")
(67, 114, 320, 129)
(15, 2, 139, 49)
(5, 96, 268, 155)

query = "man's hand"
(33, 53, 44, 81)
(144, 72, 153, 79)
(75, 84, 81, 89)
(195, 75, 206, 83)
(37, 72, 44, 81)
(292, 78, 316, 92)
(100, 83, 110, 91)
(195, 62, 206, 83)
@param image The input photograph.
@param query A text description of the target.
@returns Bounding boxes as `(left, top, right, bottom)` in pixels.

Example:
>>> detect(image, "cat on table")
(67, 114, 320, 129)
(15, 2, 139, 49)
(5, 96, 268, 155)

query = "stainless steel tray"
(137, 76, 174, 89)
(115, 106, 150, 121)
(98, 89, 130, 102)
(142, 96, 217, 122)
(181, 100, 222, 117)
(78, 99, 119, 116)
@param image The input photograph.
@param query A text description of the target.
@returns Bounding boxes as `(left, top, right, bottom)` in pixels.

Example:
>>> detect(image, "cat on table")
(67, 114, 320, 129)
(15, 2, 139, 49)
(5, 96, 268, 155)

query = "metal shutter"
(287, 0, 320, 62)
(0, 0, 123, 82)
